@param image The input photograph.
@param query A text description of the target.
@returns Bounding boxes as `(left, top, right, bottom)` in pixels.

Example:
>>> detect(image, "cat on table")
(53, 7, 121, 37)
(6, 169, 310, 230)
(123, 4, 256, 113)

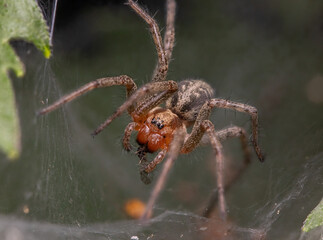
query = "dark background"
(1, 0, 323, 239)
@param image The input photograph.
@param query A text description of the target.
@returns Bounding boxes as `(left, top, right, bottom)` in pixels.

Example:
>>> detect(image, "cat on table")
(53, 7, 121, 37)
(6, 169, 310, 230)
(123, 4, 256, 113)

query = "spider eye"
(151, 117, 164, 129)
(156, 123, 164, 129)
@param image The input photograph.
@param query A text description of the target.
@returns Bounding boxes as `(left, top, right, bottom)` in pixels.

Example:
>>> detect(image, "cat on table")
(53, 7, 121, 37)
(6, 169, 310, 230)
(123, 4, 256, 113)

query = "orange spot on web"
(124, 198, 146, 219)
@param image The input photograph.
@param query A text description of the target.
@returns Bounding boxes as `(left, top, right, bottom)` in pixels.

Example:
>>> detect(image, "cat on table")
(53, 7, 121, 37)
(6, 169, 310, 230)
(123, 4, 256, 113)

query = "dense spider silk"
(0, 0, 323, 239)
(0, 151, 321, 239)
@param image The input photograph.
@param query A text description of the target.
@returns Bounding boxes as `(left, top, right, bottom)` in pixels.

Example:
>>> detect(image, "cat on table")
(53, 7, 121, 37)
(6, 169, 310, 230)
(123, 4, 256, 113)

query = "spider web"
(0, 0, 323, 239)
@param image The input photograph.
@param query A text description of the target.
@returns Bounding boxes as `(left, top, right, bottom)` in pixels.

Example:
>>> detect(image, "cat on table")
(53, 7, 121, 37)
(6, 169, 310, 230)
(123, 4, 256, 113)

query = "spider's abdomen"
(166, 80, 214, 122)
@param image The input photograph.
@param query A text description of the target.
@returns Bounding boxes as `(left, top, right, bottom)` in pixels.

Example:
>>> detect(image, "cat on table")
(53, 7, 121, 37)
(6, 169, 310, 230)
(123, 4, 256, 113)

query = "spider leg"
(141, 128, 186, 220)
(203, 126, 251, 218)
(142, 149, 167, 173)
(38, 75, 137, 115)
(92, 80, 178, 136)
(150, 0, 176, 83)
(216, 126, 251, 164)
(209, 98, 265, 162)
(180, 115, 228, 219)
(140, 149, 167, 185)
(127, 0, 169, 82)
(136, 145, 148, 164)
(123, 122, 137, 151)
(180, 100, 263, 220)
(180, 103, 248, 220)
(201, 120, 227, 220)
(134, 89, 175, 116)
(135, 145, 152, 184)
(163, 0, 176, 62)
(181, 102, 213, 154)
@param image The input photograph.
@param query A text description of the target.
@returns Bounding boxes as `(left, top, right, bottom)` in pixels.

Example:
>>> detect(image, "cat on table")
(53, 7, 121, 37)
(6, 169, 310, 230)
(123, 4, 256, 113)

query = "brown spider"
(38, 0, 265, 220)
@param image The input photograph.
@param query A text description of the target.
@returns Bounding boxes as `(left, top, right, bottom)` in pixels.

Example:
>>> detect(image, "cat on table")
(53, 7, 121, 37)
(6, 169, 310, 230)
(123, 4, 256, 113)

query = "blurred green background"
(1, 0, 323, 239)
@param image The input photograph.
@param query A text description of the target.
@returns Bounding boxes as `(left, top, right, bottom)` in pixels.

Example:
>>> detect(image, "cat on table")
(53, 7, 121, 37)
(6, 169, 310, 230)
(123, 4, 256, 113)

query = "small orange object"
(124, 198, 146, 219)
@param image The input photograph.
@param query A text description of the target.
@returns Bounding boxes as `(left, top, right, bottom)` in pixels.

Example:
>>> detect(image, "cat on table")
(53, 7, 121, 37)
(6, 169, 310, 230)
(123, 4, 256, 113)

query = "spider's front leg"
(127, 0, 175, 82)
(38, 75, 137, 115)
(163, 0, 176, 61)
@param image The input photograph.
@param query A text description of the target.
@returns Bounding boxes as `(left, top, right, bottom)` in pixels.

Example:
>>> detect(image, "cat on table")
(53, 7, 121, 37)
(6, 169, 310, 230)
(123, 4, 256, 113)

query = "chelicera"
(39, 0, 265, 220)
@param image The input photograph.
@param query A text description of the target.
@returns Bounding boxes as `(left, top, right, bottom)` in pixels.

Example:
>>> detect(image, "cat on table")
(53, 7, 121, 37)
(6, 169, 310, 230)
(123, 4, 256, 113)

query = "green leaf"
(302, 198, 323, 232)
(0, 0, 50, 159)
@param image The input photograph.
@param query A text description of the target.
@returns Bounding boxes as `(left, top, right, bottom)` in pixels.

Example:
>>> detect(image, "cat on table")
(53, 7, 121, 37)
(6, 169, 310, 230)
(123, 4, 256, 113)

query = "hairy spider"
(38, 0, 265, 220)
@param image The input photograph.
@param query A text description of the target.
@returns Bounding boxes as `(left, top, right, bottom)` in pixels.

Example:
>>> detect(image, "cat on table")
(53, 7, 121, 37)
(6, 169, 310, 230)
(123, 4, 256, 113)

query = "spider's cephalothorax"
(39, 0, 265, 221)
(166, 80, 215, 122)
(134, 80, 214, 154)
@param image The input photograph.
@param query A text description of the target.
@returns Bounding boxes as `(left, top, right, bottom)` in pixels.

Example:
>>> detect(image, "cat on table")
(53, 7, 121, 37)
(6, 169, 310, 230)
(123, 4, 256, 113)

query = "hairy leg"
(134, 90, 174, 116)
(151, 0, 176, 82)
(203, 126, 251, 218)
(38, 75, 137, 115)
(209, 98, 265, 162)
(164, 0, 176, 62)
(127, 0, 169, 82)
(140, 149, 167, 185)
(201, 120, 227, 220)
(123, 122, 137, 151)
(181, 101, 212, 154)
(180, 102, 254, 220)
(143, 149, 168, 173)
(135, 145, 153, 185)
(216, 126, 251, 163)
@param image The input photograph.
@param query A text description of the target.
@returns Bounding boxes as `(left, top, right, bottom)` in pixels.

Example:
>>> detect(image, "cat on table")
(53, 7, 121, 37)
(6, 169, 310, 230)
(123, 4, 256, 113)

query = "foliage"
(0, 0, 50, 159)
(302, 198, 323, 232)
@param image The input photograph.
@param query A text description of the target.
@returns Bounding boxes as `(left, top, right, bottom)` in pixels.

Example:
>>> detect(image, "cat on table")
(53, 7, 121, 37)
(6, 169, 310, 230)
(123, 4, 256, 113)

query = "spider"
(38, 0, 265, 221)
